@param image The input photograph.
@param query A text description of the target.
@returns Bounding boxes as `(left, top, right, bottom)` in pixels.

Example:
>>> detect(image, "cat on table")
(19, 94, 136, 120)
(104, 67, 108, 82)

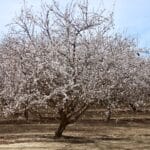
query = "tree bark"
(54, 121, 68, 138)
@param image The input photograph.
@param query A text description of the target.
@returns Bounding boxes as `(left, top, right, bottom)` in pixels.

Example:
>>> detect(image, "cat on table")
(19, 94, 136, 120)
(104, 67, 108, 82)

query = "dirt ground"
(0, 120, 150, 150)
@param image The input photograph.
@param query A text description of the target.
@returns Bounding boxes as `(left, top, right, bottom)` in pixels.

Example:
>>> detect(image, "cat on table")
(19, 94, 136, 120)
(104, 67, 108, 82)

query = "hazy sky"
(0, 0, 150, 48)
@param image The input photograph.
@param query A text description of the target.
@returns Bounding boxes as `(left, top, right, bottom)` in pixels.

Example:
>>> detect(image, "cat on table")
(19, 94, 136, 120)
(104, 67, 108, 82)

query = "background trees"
(0, 0, 149, 138)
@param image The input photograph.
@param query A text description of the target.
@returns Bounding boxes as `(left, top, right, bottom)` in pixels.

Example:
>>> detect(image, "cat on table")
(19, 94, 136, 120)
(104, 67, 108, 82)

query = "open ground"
(0, 109, 150, 150)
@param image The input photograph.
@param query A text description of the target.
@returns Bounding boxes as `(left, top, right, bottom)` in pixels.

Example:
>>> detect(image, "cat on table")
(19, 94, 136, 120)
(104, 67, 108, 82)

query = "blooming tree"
(0, 0, 149, 138)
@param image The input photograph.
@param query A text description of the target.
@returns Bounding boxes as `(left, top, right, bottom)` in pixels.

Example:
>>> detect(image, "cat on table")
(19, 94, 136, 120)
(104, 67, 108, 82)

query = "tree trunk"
(24, 108, 29, 121)
(55, 121, 68, 138)
(106, 109, 112, 122)
(129, 103, 137, 112)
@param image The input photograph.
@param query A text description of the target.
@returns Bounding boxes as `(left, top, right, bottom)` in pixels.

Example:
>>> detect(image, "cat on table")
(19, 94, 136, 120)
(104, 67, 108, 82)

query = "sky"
(0, 0, 150, 49)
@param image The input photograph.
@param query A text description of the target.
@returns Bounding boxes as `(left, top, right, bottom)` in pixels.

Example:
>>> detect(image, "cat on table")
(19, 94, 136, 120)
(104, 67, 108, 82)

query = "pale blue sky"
(0, 0, 150, 48)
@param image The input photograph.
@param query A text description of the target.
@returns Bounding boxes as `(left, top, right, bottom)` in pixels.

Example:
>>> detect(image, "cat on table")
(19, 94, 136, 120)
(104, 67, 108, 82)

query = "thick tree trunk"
(54, 121, 68, 138)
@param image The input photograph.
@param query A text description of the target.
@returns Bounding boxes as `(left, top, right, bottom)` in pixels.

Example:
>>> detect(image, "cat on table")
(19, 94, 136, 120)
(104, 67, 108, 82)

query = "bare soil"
(0, 121, 149, 149)
(0, 110, 150, 149)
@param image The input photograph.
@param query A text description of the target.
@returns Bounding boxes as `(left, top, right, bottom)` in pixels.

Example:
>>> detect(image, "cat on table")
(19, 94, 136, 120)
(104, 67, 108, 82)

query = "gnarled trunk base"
(54, 121, 68, 138)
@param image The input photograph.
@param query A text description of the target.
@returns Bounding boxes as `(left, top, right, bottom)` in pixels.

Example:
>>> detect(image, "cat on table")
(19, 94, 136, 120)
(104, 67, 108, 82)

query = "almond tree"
(2, 0, 113, 137)
(0, 0, 149, 138)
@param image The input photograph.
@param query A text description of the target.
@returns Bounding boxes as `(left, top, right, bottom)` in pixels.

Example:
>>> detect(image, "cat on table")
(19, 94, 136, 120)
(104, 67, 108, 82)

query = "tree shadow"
(93, 136, 130, 141)
(0, 134, 131, 145)
(52, 135, 130, 144)
(52, 135, 94, 144)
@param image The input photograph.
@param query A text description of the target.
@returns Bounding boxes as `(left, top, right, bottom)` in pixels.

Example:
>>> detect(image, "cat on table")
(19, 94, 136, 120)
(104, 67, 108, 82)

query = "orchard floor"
(0, 119, 150, 150)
